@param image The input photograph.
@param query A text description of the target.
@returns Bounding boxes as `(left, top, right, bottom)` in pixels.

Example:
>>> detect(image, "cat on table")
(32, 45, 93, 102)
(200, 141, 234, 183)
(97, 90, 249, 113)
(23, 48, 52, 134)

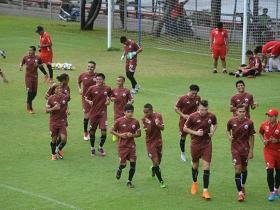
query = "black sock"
(203, 170, 210, 189)
(99, 134, 106, 147)
(275, 169, 280, 189)
(153, 166, 163, 182)
(267, 169, 275, 192)
(50, 142, 56, 155)
(59, 142, 66, 150)
(180, 138, 185, 153)
(235, 173, 242, 192)
(83, 118, 89, 133)
(128, 162, 136, 181)
(119, 164, 126, 171)
(192, 168, 198, 182)
(47, 64, 53, 79)
(39, 65, 47, 75)
(90, 132, 95, 147)
(241, 170, 248, 186)
(27, 91, 33, 109)
(126, 71, 137, 89)
(31, 91, 37, 101)
(56, 136, 61, 147)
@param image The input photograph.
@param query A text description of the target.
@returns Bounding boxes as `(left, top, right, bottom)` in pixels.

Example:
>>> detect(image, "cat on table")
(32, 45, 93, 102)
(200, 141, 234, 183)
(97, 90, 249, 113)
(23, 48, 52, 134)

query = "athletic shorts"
(231, 151, 249, 166)
(264, 147, 280, 169)
(40, 52, 53, 65)
(146, 141, 163, 164)
(118, 146, 136, 164)
(126, 59, 137, 72)
(191, 142, 212, 163)
(179, 119, 188, 137)
(212, 46, 227, 60)
(89, 113, 107, 131)
(25, 77, 38, 92)
(50, 123, 67, 138)
(82, 99, 91, 114)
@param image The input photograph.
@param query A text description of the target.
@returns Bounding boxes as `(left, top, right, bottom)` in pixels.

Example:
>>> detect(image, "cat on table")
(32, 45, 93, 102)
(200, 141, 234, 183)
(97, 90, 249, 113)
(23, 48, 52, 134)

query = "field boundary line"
(0, 183, 80, 210)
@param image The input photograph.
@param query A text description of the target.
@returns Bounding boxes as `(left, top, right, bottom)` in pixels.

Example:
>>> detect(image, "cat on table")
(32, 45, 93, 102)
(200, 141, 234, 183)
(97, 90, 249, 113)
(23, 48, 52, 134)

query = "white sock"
(203, 188, 208, 192)
(268, 58, 273, 71)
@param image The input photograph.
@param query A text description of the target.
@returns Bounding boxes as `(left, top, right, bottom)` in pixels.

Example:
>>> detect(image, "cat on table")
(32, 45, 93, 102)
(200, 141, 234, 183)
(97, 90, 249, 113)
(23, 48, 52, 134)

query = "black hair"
(120, 36, 127, 44)
(200, 100, 208, 107)
(236, 104, 245, 109)
(217, 22, 223, 29)
(235, 80, 245, 87)
(88, 60, 96, 65)
(29, 46, 36, 51)
(246, 50, 253, 55)
(144, 103, 153, 110)
(190, 84, 200, 92)
(254, 46, 262, 54)
(56, 73, 69, 82)
(124, 104, 134, 111)
(118, 75, 125, 81)
(96, 73, 105, 80)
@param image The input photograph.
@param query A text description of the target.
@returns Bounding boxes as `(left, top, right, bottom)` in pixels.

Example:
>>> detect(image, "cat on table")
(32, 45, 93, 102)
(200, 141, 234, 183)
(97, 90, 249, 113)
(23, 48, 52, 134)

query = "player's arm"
(111, 124, 129, 139)
(84, 88, 93, 106)
(19, 57, 25, 71)
(45, 102, 60, 113)
(174, 101, 188, 119)
(105, 96, 110, 106)
(250, 96, 257, 110)
(184, 126, 203, 136)
(209, 31, 213, 50)
(226, 121, 233, 142)
(77, 76, 83, 95)
(155, 115, 164, 131)
(230, 98, 236, 113)
(135, 46, 143, 55)
(208, 123, 217, 138)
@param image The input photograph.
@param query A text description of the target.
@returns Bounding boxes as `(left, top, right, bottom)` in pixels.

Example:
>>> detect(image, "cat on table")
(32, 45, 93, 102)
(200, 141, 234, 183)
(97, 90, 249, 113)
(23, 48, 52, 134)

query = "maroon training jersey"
(230, 92, 254, 118)
(85, 85, 111, 118)
(21, 55, 42, 79)
(78, 72, 97, 96)
(176, 94, 201, 120)
(47, 94, 70, 126)
(142, 112, 163, 143)
(124, 40, 140, 61)
(46, 83, 71, 99)
(113, 116, 140, 148)
(111, 87, 133, 120)
(227, 117, 255, 154)
(185, 111, 217, 145)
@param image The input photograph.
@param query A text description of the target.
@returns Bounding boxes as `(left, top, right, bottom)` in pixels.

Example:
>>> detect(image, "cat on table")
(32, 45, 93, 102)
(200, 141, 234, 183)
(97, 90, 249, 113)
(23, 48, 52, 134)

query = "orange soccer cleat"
(57, 150, 64, 159)
(191, 182, 198, 195)
(51, 154, 57, 161)
(238, 192, 245, 202)
(202, 190, 211, 200)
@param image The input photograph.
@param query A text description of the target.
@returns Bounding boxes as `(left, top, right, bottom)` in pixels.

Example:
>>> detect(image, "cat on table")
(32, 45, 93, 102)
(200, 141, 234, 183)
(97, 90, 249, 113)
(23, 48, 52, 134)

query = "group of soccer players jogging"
(14, 24, 280, 202)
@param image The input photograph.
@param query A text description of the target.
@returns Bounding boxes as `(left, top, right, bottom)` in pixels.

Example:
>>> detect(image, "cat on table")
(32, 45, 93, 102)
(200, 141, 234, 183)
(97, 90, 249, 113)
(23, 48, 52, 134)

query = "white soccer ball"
(55, 63, 63, 70)
(62, 63, 73, 70)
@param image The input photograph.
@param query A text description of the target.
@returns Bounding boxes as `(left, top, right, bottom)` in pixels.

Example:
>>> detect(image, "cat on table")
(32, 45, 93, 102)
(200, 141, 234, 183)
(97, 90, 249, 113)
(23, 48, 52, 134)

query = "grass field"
(0, 14, 280, 210)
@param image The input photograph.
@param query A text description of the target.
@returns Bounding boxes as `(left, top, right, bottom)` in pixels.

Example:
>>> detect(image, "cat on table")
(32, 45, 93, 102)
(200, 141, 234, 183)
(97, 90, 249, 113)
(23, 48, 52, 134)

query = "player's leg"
(50, 126, 58, 160)
(276, 57, 280, 71)
(221, 47, 227, 73)
(98, 129, 107, 156)
(268, 57, 273, 72)
(151, 144, 166, 188)
(202, 159, 211, 200)
(212, 47, 219, 73)
(89, 119, 98, 156)
(179, 121, 187, 162)
(47, 64, 53, 82)
(265, 149, 277, 201)
(190, 145, 199, 195)
(116, 148, 127, 180)
(38, 65, 48, 81)
(57, 127, 67, 159)
(233, 154, 245, 201)
(274, 168, 280, 197)
(0, 68, 8, 83)
(127, 161, 136, 188)
(126, 71, 137, 93)
(83, 113, 89, 141)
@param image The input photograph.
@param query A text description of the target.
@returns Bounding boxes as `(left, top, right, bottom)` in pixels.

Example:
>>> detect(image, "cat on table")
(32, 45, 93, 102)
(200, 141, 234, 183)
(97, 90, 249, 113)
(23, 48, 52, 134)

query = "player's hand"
(196, 129, 204, 136)
(121, 55, 125, 61)
(208, 132, 214, 138)
(182, 114, 189, 120)
(53, 103, 61, 110)
(19, 66, 23, 71)
(78, 88, 83, 95)
(126, 132, 133, 138)
(248, 151, 254, 159)
(263, 140, 269, 145)
(270, 137, 278, 143)
(105, 97, 110, 105)
(228, 135, 233, 142)
(119, 133, 128, 138)
(155, 118, 160, 126)
(252, 102, 258, 109)
(111, 97, 116, 102)
(88, 100, 93, 106)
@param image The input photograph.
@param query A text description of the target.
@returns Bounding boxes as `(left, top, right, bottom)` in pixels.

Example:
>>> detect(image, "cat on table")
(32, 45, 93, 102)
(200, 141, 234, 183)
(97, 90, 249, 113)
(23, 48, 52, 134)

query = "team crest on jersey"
(27, 59, 30, 62)
(132, 124, 136, 129)
(244, 124, 248, 129)
(104, 91, 108, 95)
(122, 124, 126, 127)
(233, 124, 237, 127)
(245, 98, 249, 102)
(129, 45, 132, 48)
(84, 77, 88, 80)
(237, 99, 240, 102)
(275, 129, 279, 134)
(186, 101, 190, 104)
(208, 119, 212, 124)
(94, 91, 98, 94)
(62, 100, 66, 104)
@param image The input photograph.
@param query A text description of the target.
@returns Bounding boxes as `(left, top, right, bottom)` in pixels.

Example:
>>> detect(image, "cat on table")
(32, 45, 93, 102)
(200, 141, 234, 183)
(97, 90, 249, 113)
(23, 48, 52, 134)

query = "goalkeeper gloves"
(126, 51, 137, 60)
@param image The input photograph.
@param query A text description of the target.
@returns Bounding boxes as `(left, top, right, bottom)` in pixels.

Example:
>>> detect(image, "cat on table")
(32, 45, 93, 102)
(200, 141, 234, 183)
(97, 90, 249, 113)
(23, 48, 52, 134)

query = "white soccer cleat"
(181, 152, 187, 162)
(83, 132, 90, 141)
(131, 89, 137, 95)
(135, 84, 141, 91)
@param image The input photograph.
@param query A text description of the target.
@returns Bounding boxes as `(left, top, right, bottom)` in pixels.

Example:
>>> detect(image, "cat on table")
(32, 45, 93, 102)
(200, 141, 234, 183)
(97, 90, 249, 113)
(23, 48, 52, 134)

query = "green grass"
(0, 14, 280, 210)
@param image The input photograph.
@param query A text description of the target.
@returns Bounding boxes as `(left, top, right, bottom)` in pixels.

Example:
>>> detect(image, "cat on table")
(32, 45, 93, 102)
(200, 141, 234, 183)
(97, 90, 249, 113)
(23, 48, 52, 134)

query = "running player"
(259, 108, 280, 201)
(111, 104, 141, 188)
(227, 104, 255, 202)
(0, 49, 8, 83)
(183, 100, 217, 200)
(142, 103, 166, 188)
(175, 84, 201, 162)
(45, 73, 70, 99)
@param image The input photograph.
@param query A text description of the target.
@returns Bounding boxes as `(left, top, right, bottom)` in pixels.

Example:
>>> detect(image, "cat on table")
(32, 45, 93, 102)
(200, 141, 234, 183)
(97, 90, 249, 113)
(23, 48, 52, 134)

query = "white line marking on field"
(0, 184, 80, 210)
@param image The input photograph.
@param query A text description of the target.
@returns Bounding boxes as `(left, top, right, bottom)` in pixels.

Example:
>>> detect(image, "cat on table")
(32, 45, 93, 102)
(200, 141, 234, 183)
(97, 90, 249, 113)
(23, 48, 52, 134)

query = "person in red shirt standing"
(259, 108, 280, 201)
(175, 84, 201, 162)
(142, 103, 166, 188)
(85, 73, 111, 156)
(120, 36, 143, 94)
(209, 22, 229, 74)
(183, 100, 217, 200)
(111, 104, 141, 188)
(230, 80, 257, 119)
(46, 85, 70, 160)
(227, 105, 255, 202)
(78, 61, 97, 141)
(36, 26, 53, 83)
(20, 46, 46, 114)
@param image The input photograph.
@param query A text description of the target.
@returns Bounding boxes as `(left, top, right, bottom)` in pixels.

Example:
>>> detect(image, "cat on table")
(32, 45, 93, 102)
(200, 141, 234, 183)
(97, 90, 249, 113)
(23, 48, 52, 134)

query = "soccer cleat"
(83, 132, 89, 141)
(51, 154, 57, 161)
(268, 192, 277, 201)
(131, 89, 137, 95)
(28, 109, 35, 114)
(135, 84, 140, 92)
(212, 69, 218, 74)
(116, 169, 122, 180)
(238, 192, 245, 202)
(98, 147, 106, 156)
(222, 69, 228, 74)
(241, 187, 246, 195)
(126, 181, 135, 188)
(160, 181, 167, 188)
(180, 152, 186, 162)
(191, 182, 198, 195)
(274, 190, 279, 198)
(202, 190, 211, 200)
(91, 148, 96, 156)
(57, 150, 64, 159)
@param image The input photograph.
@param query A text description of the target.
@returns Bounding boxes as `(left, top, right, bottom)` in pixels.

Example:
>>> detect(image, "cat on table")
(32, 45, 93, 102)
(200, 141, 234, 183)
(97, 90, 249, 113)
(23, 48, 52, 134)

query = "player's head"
(198, 100, 208, 116)
(87, 61, 96, 72)
(236, 104, 246, 119)
(57, 73, 69, 85)
(143, 103, 153, 117)
(246, 50, 253, 58)
(266, 108, 278, 123)
(54, 84, 63, 95)
(35, 26, 44, 35)
(217, 22, 223, 30)
(189, 84, 199, 97)
(235, 80, 245, 93)
(124, 104, 134, 118)
(29, 46, 36, 56)
(96, 73, 105, 86)
(116, 76, 125, 86)
(120, 36, 128, 45)
(263, 8, 268, 14)
(255, 46, 262, 54)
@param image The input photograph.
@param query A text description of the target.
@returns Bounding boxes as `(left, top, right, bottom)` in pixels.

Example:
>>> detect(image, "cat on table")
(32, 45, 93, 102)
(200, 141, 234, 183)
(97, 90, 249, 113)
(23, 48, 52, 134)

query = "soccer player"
(111, 104, 141, 188)
(0, 50, 8, 83)
(36, 26, 53, 83)
(230, 80, 257, 119)
(259, 108, 280, 201)
(20, 46, 45, 114)
(183, 100, 217, 200)
(111, 76, 134, 121)
(259, 40, 280, 71)
(45, 73, 70, 99)
(85, 73, 111, 156)
(120, 36, 143, 94)
(142, 103, 166, 188)
(209, 21, 229, 74)
(78, 61, 97, 141)
(46, 85, 70, 160)
(175, 84, 201, 162)
(227, 104, 255, 202)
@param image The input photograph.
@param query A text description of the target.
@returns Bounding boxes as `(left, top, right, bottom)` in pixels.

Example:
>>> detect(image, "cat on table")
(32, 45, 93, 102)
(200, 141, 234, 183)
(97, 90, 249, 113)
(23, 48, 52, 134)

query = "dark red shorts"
(191, 142, 212, 163)
(25, 78, 38, 92)
(179, 119, 188, 137)
(50, 123, 67, 138)
(82, 99, 91, 114)
(40, 52, 53, 65)
(146, 140, 163, 164)
(264, 147, 280, 169)
(118, 146, 136, 164)
(231, 151, 248, 166)
(126, 59, 137, 72)
(212, 46, 227, 60)
(89, 113, 107, 131)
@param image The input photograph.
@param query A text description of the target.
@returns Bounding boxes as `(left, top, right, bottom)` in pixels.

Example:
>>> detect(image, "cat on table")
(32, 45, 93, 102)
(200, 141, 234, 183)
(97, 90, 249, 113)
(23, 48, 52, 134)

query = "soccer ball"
(62, 63, 73, 70)
(55, 63, 63, 70)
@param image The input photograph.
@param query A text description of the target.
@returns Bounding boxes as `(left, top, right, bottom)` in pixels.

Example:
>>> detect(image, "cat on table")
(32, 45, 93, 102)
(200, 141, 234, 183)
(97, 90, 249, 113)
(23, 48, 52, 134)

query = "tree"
(211, 0, 221, 27)
(80, 0, 102, 30)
